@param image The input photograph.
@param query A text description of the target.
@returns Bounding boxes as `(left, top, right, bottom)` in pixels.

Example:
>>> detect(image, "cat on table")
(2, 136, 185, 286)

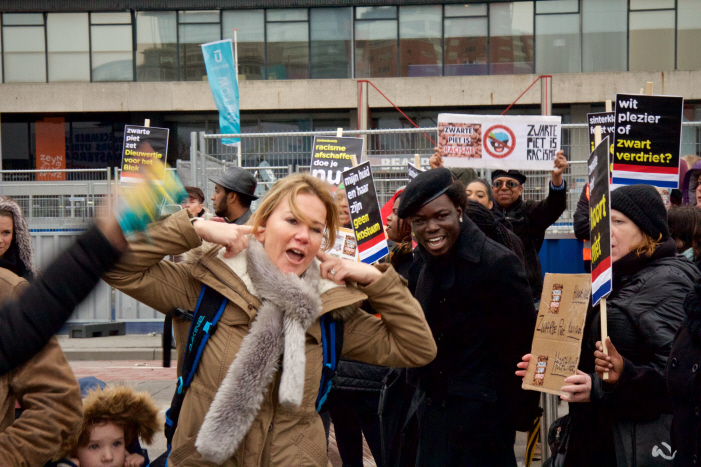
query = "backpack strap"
(164, 284, 228, 449)
(315, 313, 345, 412)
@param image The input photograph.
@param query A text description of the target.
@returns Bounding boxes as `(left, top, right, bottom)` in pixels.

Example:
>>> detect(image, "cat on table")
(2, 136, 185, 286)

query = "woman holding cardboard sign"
(518, 184, 698, 466)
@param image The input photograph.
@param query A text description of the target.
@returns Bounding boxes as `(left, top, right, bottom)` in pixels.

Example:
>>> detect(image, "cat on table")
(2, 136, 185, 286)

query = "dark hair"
(669, 206, 701, 259)
(225, 188, 253, 209)
(466, 178, 495, 205)
(463, 200, 515, 252)
(445, 180, 468, 212)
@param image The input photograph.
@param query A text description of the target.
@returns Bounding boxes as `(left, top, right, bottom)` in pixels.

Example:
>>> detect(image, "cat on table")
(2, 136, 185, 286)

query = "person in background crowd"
(182, 186, 206, 218)
(573, 183, 592, 272)
(429, 148, 477, 186)
(519, 184, 699, 466)
(492, 150, 568, 300)
(385, 188, 413, 279)
(399, 168, 538, 466)
(104, 174, 436, 466)
(335, 183, 352, 229)
(681, 157, 701, 206)
(209, 167, 258, 224)
(0, 196, 84, 466)
(669, 205, 701, 269)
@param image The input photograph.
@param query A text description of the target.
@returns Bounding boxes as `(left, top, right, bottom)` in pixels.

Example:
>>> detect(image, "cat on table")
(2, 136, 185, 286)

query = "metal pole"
(190, 131, 199, 189)
(357, 81, 369, 162)
(540, 75, 552, 117)
(199, 131, 207, 201)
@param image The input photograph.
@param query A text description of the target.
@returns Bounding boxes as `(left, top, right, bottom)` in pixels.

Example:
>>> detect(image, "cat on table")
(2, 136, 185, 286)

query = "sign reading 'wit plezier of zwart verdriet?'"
(613, 94, 684, 189)
(589, 137, 613, 306)
(342, 161, 389, 264)
(310, 136, 364, 186)
(120, 125, 169, 186)
(437, 113, 562, 170)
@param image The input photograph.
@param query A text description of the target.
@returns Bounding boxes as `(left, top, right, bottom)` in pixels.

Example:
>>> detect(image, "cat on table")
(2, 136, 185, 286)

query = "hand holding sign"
(594, 337, 624, 384)
(552, 150, 568, 186)
(560, 371, 592, 403)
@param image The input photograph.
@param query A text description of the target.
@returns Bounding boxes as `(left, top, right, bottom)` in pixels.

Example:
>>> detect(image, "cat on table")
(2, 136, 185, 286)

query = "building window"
(136, 11, 177, 82)
(399, 5, 442, 78)
(677, 0, 701, 71)
(629, 10, 675, 72)
(535, 3, 580, 74)
(266, 9, 309, 80)
(355, 6, 398, 78)
(179, 10, 220, 82)
(2, 13, 46, 83)
(489, 2, 534, 75)
(581, 0, 627, 73)
(91, 12, 133, 82)
(47, 13, 90, 82)
(443, 4, 488, 76)
(223, 10, 265, 80)
(310, 8, 352, 79)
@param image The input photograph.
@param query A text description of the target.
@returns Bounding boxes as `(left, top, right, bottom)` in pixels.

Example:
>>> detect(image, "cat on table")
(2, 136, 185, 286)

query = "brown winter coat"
(0, 268, 83, 466)
(104, 209, 436, 466)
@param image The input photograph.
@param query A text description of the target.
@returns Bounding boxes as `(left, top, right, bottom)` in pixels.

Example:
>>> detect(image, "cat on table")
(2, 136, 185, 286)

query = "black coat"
(573, 184, 590, 242)
(567, 242, 699, 466)
(495, 182, 567, 299)
(408, 218, 537, 465)
(0, 226, 123, 375)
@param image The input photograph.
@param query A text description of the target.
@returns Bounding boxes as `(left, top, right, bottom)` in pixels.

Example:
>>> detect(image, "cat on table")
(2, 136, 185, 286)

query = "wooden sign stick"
(594, 124, 609, 380)
(646, 82, 654, 95)
(144, 119, 150, 127)
(414, 154, 421, 168)
(605, 100, 612, 113)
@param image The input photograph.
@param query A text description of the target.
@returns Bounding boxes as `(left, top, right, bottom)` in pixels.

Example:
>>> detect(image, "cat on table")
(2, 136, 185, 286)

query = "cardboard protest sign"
(342, 161, 389, 264)
(588, 112, 615, 157)
(120, 125, 169, 185)
(407, 162, 424, 180)
(328, 227, 360, 262)
(613, 94, 684, 189)
(310, 136, 364, 186)
(437, 113, 561, 170)
(522, 273, 591, 395)
(589, 137, 613, 306)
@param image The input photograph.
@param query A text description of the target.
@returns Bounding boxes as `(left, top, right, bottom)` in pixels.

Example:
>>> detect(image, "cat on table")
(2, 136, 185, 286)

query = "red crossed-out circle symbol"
(484, 125, 516, 159)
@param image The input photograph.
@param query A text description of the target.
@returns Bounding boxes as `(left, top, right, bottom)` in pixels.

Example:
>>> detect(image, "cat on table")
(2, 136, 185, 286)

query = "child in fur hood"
(50, 385, 162, 467)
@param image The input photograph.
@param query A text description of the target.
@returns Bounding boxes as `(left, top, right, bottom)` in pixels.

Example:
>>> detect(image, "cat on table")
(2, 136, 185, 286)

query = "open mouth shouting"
(286, 248, 306, 264)
(426, 236, 446, 251)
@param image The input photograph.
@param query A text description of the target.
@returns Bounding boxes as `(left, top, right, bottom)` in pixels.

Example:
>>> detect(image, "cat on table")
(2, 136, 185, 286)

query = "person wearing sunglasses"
(491, 150, 568, 301)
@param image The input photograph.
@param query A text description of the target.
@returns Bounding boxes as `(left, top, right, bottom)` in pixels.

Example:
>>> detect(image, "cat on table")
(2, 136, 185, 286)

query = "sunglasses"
(492, 180, 521, 189)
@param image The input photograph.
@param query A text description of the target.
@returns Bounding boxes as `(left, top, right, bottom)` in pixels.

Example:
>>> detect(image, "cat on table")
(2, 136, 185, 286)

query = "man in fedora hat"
(209, 167, 258, 225)
(491, 150, 568, 301)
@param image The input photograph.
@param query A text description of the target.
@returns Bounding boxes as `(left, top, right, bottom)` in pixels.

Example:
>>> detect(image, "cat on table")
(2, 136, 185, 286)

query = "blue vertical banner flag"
(201, 39, 240, 146)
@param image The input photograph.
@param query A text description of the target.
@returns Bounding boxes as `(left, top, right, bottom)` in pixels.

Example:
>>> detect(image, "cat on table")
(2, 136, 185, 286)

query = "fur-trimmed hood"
(59, 385, 162, 459)
(0, 196, 37, 277)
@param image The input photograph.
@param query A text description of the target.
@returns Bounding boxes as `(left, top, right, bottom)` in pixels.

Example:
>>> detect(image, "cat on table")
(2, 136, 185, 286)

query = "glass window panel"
(310, 8, 352, 79)
(444, 17, 488, 76)
(355, 19, 398, 78)
(0, 30, 2, 82)
(91, 12, 131, 24)
(399, 6, 441, 77)
(3, 14, 43, 25)
(445, 4, 487, 17)
(535, 14, 580, 73)
(3, 26, 46, 82)
(630, 0, 674, 10)
(91, 25, 133, 81)
(178, 11, 220, 23)
(267, 9, 308, 22)
(47, 13, 90, 82)
(536, 0, 578, 14)
(136, 11, 177, 81)
(677, 0, 701, 71)
(223, 10, 264, 80)
(582, 0, 626, 72)
(629, 10, 675, 72)
(179, 23, 221, 81)
(266, 22, 309, 80)
(356, 7, 396, 20)
(489, 2, 534, 75)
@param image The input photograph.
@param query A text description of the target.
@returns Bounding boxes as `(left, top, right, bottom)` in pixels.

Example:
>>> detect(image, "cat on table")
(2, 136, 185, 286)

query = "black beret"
(492, 169, 527, 185)
(397, 168, 453, 218)
(611, 184, 670, 239)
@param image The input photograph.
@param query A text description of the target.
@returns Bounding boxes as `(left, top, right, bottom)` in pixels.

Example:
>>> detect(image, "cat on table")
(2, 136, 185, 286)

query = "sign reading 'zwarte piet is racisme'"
(342, 161, 389, 264)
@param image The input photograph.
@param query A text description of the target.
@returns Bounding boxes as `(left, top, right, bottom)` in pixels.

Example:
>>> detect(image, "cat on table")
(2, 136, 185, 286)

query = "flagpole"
(233, 29, 242, 168)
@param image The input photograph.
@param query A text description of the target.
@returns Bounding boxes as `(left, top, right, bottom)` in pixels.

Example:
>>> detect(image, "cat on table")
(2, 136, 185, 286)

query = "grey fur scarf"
(195, 238, 323, 464)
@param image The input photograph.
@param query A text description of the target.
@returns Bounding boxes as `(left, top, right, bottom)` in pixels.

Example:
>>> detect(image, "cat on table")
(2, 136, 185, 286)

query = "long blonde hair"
(250, 174, 339, 249)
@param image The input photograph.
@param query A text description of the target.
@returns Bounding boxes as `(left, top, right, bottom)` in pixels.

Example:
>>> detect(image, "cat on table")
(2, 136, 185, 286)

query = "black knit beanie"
(610, 184, 670, 239)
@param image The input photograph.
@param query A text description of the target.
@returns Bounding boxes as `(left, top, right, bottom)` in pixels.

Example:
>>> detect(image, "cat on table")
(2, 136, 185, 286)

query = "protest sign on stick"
(438, 114, 561, 170)
(612, 93, 684, 189)
(120, 125, 169, 186)
(310, 136, 363, 187)
(407, 162, 424, 180)
(522, 273, 591, 395)
(327, 227, 360, 262)
(589, 136, 613, 306)
(342, 161, 389, 264)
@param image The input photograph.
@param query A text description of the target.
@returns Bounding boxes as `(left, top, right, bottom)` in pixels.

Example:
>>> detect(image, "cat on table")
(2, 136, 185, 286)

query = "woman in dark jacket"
(522, 184, 699, 466)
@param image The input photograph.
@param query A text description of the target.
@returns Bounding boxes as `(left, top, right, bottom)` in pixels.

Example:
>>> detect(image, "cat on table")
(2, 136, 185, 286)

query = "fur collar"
(196, 239, 338, 463)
